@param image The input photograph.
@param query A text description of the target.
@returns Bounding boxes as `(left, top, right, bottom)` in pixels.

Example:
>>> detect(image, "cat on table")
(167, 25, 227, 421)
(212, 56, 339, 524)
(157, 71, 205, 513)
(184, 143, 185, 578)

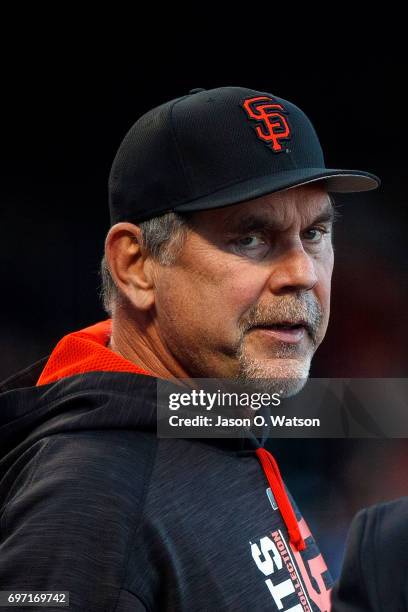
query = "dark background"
(1, 43, 407, 578)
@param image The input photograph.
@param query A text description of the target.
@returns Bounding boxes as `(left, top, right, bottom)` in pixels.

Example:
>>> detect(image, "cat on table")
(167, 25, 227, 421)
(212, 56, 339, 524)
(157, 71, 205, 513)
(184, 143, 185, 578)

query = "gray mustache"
(240, 297, 323, 341)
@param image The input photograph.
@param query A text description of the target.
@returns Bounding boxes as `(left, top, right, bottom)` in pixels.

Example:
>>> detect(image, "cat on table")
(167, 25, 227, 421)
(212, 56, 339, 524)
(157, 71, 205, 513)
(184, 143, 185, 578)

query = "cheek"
(226, 274, 266, 323)
(321, 250, 334, 300)
(155, 263, 263, 339)
(315, 255, 334, 330)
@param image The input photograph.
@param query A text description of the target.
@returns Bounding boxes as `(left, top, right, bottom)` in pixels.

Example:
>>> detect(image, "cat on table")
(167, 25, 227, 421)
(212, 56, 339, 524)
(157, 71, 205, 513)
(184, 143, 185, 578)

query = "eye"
(236, 235, 265, 248)
(302, 227, 329, 243)
(231, 234, 269, 259)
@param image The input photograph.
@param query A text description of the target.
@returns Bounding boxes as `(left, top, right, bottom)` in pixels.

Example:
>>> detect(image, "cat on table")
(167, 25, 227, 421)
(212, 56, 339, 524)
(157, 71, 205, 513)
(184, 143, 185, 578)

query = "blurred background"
(0, 32, 406, 579)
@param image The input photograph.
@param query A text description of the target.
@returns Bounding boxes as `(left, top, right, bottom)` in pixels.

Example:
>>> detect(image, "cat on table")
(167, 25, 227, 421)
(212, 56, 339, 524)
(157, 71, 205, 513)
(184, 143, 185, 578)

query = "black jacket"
(0, 320, 333, 611)
(331, 497, 408, 611)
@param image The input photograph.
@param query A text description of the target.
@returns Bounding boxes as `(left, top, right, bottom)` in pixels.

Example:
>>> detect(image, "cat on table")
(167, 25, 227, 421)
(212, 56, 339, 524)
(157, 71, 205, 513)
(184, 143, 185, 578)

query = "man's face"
(151, 184, 335, 396)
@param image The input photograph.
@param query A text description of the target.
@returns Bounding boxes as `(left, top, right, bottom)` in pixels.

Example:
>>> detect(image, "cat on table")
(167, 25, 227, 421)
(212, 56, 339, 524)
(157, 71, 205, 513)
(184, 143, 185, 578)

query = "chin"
(236, 356, 312, 398)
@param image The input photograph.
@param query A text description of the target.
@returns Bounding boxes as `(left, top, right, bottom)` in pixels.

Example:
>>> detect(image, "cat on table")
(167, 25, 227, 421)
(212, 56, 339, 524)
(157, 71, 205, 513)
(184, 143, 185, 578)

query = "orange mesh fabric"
(36, 319, 153, 386)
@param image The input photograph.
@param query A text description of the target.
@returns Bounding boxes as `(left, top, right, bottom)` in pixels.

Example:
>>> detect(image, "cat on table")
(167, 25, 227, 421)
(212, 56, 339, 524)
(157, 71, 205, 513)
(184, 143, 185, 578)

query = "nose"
(266, 245, 318, 295)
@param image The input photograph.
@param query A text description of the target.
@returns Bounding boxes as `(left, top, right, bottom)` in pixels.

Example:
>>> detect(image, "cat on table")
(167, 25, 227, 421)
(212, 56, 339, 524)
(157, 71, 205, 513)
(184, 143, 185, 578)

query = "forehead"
(189, 184, 332, 231)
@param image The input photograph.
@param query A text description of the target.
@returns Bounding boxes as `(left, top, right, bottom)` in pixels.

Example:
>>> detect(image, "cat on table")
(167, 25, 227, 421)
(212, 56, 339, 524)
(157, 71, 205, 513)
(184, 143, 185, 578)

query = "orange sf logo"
(242, 96, 291, 152)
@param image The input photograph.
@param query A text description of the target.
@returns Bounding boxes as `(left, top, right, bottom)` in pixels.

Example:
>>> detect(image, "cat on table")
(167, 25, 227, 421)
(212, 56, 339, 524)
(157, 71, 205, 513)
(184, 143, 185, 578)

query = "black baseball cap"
(108, 86, 380, 224)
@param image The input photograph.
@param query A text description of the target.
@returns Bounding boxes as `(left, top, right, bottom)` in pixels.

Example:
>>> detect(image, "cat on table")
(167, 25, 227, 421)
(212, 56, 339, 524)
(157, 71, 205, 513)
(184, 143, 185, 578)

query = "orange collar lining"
(36, 319, 153, 386)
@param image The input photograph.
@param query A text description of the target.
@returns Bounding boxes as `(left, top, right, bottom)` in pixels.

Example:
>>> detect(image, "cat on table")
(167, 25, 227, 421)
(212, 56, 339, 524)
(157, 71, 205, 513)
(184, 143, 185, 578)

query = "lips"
(250, 321, 310, 344)
(254, 321, 309, 333)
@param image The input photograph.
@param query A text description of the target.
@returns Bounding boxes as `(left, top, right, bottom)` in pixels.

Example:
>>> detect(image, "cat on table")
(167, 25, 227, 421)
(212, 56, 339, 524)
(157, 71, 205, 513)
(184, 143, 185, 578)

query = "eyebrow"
(224, 198, 336, 234)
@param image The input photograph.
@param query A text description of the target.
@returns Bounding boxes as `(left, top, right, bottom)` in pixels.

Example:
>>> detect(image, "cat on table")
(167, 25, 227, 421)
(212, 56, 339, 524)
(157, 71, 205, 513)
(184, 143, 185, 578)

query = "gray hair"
(99, 211, 192, 316)
(99, 193, 339, 316)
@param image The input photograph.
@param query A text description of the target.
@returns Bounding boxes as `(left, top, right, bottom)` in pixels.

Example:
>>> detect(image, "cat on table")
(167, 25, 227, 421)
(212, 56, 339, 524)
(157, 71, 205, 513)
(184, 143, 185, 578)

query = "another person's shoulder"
(354, 496, 408, 568)
(331, 497, 408, 611)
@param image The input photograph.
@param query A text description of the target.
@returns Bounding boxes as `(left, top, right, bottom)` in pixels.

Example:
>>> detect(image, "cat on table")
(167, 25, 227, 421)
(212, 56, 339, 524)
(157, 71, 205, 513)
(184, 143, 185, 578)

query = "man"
(0, 86, 379, 611)
(331, 497, 408, 610)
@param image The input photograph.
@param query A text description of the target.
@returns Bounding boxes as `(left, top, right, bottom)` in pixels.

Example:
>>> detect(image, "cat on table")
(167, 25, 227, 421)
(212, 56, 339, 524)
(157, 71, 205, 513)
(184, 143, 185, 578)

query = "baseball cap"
(108, 86, 380, 224)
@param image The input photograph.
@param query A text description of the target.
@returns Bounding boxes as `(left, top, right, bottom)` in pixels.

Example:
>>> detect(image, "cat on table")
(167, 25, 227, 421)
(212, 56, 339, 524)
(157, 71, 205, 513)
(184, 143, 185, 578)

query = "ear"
(105, 222, 156, 311)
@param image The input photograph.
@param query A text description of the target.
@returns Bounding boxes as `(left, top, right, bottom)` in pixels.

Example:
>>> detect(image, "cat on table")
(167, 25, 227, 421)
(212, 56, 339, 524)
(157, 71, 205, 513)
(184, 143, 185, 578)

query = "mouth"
(250, 321, 310, 344)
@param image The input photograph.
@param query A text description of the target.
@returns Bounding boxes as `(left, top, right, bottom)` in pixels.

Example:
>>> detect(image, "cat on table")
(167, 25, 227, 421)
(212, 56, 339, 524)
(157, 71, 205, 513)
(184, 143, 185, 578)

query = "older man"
(104, 182, 332, 397)
(0, 87, 379, 611)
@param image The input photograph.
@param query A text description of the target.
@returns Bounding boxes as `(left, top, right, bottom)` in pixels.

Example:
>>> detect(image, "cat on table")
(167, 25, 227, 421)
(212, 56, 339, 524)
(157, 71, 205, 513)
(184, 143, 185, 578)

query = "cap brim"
(173, 168, 380, 214)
